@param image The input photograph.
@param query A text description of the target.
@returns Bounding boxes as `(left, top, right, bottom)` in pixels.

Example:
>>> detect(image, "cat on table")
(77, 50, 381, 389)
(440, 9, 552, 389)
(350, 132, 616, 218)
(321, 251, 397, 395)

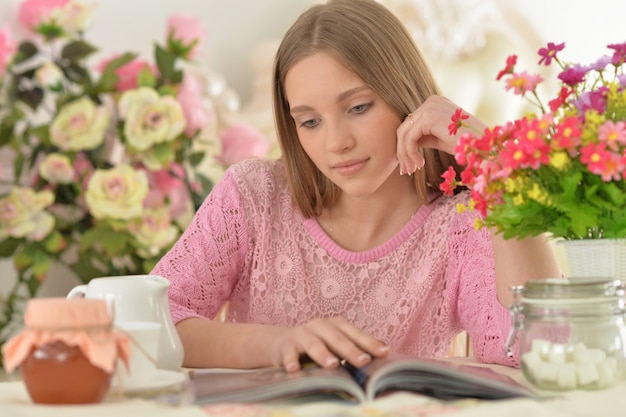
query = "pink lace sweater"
(152, 158, 517, 367)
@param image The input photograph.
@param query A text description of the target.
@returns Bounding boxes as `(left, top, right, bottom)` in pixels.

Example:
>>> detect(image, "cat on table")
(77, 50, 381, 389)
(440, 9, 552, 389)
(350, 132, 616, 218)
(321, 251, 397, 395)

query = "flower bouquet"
(0, 0, 270, 345)
(442, 41, 626, 242)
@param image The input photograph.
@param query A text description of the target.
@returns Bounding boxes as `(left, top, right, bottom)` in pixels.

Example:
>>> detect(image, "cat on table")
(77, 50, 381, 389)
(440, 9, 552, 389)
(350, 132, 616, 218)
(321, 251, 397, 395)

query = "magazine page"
(347, 356, 538, 402)
(189, 364, 366, 405)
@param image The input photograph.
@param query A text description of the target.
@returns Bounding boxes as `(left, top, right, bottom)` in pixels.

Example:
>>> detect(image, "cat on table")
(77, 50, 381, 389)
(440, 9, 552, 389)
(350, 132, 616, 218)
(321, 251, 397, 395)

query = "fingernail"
(284, 361, 299, 372)
(378, 345, 390, 353)
(326, 357, 339, 367)
(356, 353, 372, 364)
(399, 167, 404, 176)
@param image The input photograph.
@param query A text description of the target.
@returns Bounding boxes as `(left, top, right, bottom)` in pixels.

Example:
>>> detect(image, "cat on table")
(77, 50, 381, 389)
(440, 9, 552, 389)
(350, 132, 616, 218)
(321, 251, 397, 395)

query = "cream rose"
(85, 164, 148, 220)
(35, 61, 64, 90)
(50, 96, 110, 151)
(0, 187, 55, 241)
(38, 153, 74, 184)
(128, 207, 178, 258)
(118, 87, 186, 151)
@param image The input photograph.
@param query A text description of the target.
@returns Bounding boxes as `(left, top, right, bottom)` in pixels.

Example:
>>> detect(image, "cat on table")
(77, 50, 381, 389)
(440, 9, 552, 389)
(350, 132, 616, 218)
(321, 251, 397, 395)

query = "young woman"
(151, 0, 560, 372)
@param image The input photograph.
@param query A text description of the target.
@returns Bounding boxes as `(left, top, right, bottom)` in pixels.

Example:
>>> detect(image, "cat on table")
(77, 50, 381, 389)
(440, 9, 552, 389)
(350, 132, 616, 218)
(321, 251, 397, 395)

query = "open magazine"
(189, 355, 537, 405)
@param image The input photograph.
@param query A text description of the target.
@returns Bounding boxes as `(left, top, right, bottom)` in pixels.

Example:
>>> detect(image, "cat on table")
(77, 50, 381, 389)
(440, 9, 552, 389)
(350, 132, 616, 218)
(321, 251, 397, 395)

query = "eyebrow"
(289, 85, 371, 115)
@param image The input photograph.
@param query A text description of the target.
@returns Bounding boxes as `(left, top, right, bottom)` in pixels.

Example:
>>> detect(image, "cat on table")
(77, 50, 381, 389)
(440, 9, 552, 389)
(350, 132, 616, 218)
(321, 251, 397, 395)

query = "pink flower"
(144, 164, 191, 219)
(0, 26, 17, 78)
(18, 0, 69, 32)
(166, 14, 206, 60)
(504, 71, 543, 96)
(96, 54, 158, 92)
(598, 120, 626, 151)
(217, 124, 270, 166)
(177, 72, 213, 136)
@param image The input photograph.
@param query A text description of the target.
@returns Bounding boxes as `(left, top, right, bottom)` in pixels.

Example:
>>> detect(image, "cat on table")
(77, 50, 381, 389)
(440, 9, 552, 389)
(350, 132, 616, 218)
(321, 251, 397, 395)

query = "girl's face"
(285, 52, 404, 199)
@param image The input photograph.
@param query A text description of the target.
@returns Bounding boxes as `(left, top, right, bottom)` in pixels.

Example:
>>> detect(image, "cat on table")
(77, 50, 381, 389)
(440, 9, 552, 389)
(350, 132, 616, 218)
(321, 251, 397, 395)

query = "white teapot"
(67, 274, 184, 370)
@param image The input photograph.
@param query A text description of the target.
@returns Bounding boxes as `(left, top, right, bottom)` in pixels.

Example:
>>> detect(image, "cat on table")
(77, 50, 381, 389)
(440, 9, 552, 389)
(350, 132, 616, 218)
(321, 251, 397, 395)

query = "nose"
(324, 119, 355, 153)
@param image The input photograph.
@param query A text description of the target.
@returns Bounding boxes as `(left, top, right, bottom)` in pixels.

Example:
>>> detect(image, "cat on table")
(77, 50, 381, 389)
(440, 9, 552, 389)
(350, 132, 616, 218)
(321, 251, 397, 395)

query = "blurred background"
(0, 0, 623, 295)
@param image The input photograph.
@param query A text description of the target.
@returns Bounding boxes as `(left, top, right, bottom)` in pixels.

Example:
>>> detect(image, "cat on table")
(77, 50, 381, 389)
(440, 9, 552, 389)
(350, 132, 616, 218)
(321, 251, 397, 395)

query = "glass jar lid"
(519, 278, 624, 301)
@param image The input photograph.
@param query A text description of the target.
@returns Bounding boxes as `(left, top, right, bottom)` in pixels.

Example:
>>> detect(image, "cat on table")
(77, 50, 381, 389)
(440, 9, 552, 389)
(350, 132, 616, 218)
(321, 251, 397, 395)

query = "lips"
(332, 159, 368, 176)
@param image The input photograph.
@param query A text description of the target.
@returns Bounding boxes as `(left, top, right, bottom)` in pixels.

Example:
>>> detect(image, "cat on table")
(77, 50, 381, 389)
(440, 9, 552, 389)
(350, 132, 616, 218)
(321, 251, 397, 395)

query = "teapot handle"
(66, 284, 87, 299)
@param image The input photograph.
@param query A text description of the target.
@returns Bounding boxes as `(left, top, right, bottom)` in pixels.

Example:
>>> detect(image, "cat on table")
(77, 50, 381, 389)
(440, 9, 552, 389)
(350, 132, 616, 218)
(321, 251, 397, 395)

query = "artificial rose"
(144, 163, 192, 219)
(118, 87, 186, 151)
(35, 61, 64, 90)
(166, 13, 205, 60)
(54, 0, 92, 35)
(18, 0, 70, 36)
(38, 153, 74, 184)
(0, 26, 17, 78)
(217, 123, 270, 165)
(85, 164, 148, 220)
(177, 72, 213, 136)
(96, 55, 159, 92)
(50, 96, 110, 151)
(127, 207, 178, 258)
(0, 187, 55, 241)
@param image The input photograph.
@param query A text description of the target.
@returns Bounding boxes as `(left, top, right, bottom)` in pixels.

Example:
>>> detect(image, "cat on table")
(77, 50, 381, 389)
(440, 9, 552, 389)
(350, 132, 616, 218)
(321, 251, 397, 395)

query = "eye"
(351, 102, 372, 114)
(300, 118, 320, 128)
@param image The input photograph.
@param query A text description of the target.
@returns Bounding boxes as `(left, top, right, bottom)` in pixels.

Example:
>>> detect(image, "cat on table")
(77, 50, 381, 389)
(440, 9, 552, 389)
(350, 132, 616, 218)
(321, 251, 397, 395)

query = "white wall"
(1, 0, 623, 106)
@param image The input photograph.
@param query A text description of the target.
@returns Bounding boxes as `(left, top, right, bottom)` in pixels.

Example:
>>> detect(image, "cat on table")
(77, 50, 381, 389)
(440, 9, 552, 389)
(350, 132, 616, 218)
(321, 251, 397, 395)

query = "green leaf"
(15, 85, 44, 110)
(0, 238, 21, 258)
(62, 62, 92, 85)
(61, 40, 98, 62)
(32, 252, 51, 283)
(14, 246, 37, 271)
(13, 41, 38, 65)
(43, 231, 67, 253)
(95, 52, 136, 93)
(154, 44, 181, 84)
(189, 151, 206, 167)
(136, 65, 157, 88)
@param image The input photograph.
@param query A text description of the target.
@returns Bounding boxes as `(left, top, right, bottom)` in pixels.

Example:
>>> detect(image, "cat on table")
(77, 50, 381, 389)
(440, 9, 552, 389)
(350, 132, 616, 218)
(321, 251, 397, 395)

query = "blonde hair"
(273, 0, 463, 218)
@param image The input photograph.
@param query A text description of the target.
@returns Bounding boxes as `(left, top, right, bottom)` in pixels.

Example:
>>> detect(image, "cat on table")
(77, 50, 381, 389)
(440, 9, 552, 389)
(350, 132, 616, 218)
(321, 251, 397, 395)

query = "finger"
(319, 319, 389, 368)
(397, 116, 426, 175)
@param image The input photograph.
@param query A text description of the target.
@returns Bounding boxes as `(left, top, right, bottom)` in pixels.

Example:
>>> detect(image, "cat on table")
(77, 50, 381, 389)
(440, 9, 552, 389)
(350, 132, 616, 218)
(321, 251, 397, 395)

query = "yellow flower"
(0, 187, 55, 241)
(526, 183, 550, 205)
(549, 151, 570, 171)
(513, 194, 525, 206)
(128, 208, 179, 258)
(118, 87, 186, 151)
(85, 164, 148, 220)
(39, 153, 74, 184)
(50, 96, 110, 151)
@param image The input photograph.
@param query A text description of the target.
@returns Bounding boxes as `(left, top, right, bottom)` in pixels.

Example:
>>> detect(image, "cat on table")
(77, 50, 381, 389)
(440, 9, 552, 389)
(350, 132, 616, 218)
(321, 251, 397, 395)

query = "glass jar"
(2, 298, 131, 404)
(506, 278, 626, 391)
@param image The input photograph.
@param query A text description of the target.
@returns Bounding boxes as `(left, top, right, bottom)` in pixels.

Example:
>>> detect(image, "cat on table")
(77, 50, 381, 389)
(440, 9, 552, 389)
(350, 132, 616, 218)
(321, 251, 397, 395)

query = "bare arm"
(491, 232, 561, 307)
(176, 316, 389, 371)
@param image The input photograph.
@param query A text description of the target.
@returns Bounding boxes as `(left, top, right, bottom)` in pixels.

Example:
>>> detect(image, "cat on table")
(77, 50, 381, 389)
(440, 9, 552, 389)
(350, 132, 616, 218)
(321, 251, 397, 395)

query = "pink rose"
(18, 0, 69, 33)
(96, 54, 158, 92)
(217, 124, 270, 166)
(143, 164, 192, 219)
(166, 13, 206, 60)
(177, 72, 213, 136)
(0, 26, 17, 78)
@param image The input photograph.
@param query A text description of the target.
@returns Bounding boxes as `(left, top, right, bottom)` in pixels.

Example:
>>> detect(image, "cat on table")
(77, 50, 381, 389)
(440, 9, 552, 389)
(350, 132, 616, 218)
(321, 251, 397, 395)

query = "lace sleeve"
(448, 210, 518, 367)
(151, 169, 249, 324)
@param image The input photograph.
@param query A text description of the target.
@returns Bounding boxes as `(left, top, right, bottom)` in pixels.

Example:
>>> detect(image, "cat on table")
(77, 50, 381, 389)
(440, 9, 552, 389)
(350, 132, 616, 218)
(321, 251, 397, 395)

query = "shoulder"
(225, 158, 288, 200)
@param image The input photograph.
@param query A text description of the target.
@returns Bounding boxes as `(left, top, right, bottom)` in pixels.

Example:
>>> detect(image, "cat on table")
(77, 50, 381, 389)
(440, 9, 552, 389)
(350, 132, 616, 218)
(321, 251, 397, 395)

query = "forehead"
(285, 53, 366, 105)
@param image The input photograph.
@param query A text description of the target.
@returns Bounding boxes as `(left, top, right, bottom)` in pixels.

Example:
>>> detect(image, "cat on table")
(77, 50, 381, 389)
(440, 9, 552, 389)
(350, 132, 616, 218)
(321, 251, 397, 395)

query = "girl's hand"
(270, 316, 390, 372)
(396, 95, 486, 175)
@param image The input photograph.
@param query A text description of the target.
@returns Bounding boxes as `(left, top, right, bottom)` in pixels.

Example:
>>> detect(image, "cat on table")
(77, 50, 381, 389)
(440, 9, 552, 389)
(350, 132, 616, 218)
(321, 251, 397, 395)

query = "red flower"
(448, 108, 469, 136)
(496, 55, 517, 81)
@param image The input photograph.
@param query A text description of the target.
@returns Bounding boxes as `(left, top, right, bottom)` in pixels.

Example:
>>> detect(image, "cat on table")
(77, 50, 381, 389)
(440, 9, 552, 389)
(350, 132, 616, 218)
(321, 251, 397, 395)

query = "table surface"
(2, 360, 626, 417)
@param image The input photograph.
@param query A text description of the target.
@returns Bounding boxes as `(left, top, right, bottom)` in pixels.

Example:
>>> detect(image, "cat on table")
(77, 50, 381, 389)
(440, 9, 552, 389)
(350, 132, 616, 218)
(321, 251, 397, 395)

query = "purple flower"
(558, 64, 588, 86)
(589, 55, 611, 71)
(573, 87, 608, 114)
(538, 42, 565, 66)
(608, 42, 626, 65)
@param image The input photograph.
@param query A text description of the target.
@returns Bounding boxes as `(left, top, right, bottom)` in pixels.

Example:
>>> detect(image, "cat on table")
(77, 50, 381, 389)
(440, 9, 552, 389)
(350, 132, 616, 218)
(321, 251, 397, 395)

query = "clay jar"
(1, 298, 131, 405)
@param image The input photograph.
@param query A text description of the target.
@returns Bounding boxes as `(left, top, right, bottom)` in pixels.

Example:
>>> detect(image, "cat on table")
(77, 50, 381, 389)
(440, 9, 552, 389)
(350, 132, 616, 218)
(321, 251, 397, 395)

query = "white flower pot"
(557, 238, 626, 282)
